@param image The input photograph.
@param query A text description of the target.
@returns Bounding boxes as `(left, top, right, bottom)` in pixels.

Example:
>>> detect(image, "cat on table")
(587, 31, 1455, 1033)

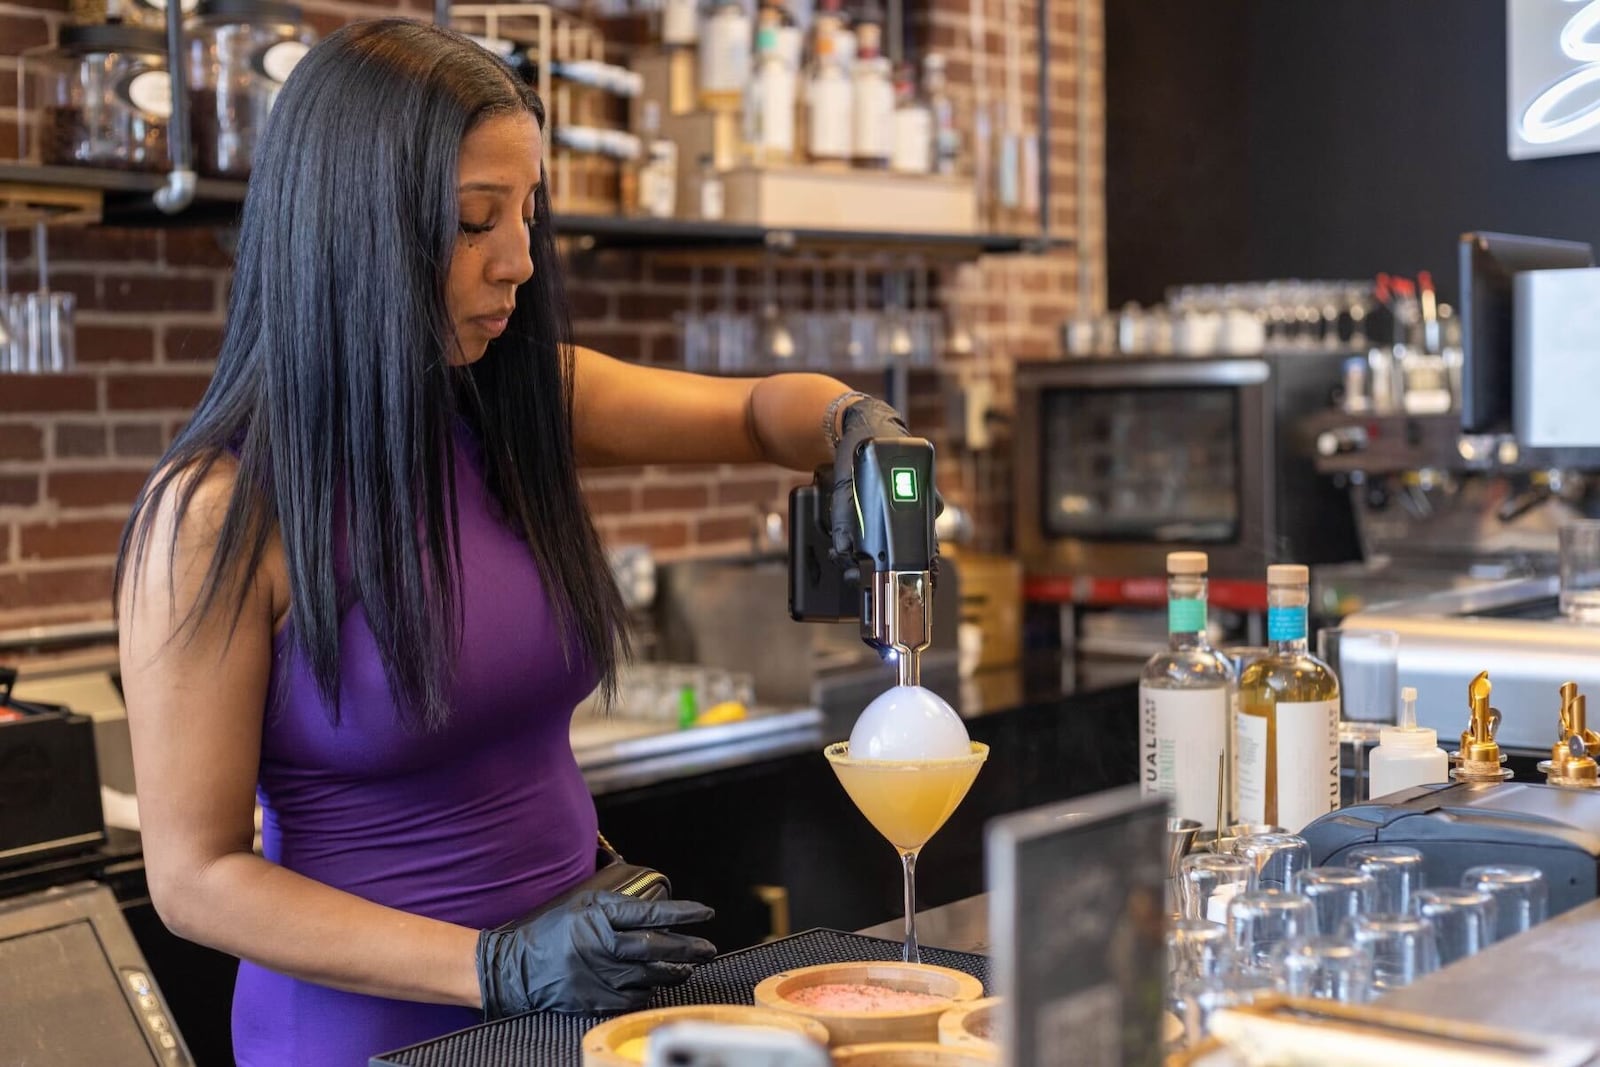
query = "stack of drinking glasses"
(678, 259, 947, 374)
(0, 224, 76, 375)
(1171, 835, 1550, 1046)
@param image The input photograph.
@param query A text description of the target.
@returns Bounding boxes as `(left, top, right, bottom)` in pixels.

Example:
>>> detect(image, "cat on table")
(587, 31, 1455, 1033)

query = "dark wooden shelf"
(0, 162, 1064, 256)
(0, 162, 247, 227)
(555, 213, 1065, 256)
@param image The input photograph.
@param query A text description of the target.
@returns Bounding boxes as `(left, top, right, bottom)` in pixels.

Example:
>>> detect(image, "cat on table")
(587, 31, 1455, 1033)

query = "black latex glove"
(476, 891, 717, 1018)
(828, 397, 944, 572)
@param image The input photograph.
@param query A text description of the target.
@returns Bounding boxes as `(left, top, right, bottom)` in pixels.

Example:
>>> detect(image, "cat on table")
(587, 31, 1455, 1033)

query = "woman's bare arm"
(570, 345, 862, 469)
(120, 464, 482, 1008)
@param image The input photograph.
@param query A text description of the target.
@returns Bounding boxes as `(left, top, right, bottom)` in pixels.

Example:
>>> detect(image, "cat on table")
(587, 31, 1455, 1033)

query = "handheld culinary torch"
(788, 437, 938, 687)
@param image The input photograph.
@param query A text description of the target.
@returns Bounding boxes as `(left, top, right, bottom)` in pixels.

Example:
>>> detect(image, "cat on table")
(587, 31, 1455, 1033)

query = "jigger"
(1167, 818, 1202, 878)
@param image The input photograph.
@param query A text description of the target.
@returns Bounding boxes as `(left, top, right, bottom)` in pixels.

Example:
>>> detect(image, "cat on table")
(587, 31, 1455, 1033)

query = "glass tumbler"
(1227, 890, 1317, 968)
(1179, 853, 1252, 925)
(1235, 833, 1310, 892)
(1346, 844, 1425, 913)
(1345, 913, 1439, 991)
(1413, 887, 1497, 965)
(1317, 628, 1400, 724)
(1295, 867, 1377, 936)
(1463, 865, 1548, 941)
(1210, 823, 1286, 856)
(1559, 521, 1600, 623)
(1176, 969, 1275, 1046)
(1269, 935, 1374, 1004)
(1167, 918, 1231, 984)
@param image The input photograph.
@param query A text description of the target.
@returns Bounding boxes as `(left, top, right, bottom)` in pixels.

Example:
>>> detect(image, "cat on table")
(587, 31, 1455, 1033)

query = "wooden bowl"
(938, 997, 999, 1049)
(832, 1041, 1000, 1065)
(581, 1004, 830, 1066)
(753, 961, 985, 1047)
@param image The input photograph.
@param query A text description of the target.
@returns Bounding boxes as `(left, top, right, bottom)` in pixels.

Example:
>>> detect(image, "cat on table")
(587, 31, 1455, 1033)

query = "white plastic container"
(1368, 687, 1448, 800)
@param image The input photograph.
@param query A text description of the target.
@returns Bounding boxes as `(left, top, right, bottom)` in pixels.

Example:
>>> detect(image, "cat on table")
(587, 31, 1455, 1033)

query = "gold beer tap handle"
(1541, 682, 1600, 787)
(1454, 671, 1513, 783)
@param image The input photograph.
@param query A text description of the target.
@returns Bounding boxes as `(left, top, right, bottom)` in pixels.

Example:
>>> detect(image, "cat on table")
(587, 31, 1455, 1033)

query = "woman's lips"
(475, 315, 510, 337)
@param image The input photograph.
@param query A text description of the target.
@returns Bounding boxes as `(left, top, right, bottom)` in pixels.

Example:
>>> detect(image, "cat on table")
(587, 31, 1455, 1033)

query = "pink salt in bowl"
(753, 961, 985, 1047)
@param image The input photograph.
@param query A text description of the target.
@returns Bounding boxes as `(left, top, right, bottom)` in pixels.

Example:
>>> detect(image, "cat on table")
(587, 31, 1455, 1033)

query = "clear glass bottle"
(1139, 551, 1236, 831)
(631, 100, 678, 218)
(849, 18, 892, 168)
(1236, 564, 1342, 832)
(922, 52, 959, 177)
(805, 10, 851, 164)
(697, 153, 724, 219)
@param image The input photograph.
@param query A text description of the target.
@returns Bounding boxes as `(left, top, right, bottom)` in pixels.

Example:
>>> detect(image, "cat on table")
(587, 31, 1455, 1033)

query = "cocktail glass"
(824, 740, 989, 963)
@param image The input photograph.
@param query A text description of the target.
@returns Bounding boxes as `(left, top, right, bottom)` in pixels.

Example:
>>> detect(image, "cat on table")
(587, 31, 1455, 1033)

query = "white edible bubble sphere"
(848, 685, 971, 761)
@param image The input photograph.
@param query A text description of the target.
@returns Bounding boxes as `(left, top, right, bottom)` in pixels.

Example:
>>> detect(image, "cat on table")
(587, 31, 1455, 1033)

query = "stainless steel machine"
(1311, 232, 1600, 751)
(1305, 231, 1600, 617)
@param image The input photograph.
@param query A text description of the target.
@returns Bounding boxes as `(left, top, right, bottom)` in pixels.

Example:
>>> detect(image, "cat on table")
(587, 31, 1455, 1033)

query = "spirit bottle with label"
(804, 6, 852, 165)
(1138, 551, 1235, 831)
(1236, 564, 1342, 832)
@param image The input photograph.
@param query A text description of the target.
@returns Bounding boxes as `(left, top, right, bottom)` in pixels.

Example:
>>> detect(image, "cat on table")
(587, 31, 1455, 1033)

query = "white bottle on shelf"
(745, 20, 796, 162)
(1368, 687, 1449, 800)
(890, 63, 931, 174)
(698, 0, 753, 109)
(849, 20, 893, 168)
(661, 0, 699, 48)
(805, 16, 852, 163)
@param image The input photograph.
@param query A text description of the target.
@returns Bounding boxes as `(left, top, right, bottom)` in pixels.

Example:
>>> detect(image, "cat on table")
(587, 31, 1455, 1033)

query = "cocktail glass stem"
(901, 848, 921, 964)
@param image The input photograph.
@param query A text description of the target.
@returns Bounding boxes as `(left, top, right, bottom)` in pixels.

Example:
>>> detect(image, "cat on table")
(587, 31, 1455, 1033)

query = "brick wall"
(0, 0, 1102, 628)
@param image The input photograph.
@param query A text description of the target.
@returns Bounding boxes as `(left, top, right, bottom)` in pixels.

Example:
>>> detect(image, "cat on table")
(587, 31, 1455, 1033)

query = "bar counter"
(869, 893, 1600, 1061)
(1, 653, 1141, 1065)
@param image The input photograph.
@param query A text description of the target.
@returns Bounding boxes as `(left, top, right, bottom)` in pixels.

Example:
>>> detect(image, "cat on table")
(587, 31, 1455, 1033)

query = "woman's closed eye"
(459, 217, 535, 236)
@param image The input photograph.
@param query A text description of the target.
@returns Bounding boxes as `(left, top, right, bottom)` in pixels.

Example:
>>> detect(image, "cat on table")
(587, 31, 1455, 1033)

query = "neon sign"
(1509, 0, 1600, 159)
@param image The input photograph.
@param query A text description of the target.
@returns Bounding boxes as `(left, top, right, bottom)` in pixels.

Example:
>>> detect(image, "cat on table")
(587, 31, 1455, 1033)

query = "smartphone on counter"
(643, 1022, 831, 1067)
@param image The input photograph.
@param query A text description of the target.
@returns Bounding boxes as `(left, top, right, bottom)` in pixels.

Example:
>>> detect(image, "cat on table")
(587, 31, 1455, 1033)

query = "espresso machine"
(788, 438, 939, 687)
(1307, 234, 1600, 752)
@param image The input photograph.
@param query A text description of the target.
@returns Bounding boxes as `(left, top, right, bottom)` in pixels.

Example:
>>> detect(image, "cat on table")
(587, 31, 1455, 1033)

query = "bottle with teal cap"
(1138, 551, 1236, 831)
(1236, 563, 1341, 832)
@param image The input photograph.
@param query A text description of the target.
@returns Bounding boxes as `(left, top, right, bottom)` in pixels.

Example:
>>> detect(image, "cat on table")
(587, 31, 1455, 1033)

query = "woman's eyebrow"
(458, 181, 543, 196)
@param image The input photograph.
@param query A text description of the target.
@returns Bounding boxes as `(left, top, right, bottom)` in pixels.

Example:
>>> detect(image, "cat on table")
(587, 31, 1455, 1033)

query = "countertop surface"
(1381, 894, 1600, 1055)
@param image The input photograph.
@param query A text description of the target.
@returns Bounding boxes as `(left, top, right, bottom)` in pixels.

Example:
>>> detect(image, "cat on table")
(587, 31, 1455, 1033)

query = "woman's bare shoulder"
(125, 452, 288, 627)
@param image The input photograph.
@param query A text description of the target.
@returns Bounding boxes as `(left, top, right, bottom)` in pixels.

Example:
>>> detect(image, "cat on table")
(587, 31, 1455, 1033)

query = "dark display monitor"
(1459, 231, 1594, 434)
(0, 883, 190, 1065)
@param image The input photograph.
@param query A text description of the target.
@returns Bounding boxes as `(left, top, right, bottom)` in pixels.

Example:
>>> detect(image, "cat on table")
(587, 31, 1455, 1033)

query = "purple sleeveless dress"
(231, 430, 600, 1066)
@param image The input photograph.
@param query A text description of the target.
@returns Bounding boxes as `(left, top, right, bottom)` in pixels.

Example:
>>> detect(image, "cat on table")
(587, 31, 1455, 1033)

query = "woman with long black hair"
(115, 18, 916, 1064)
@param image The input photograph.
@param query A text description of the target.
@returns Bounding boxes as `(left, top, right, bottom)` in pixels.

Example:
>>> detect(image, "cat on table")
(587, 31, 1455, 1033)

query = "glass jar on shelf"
(187, 0, 317, 179)
(24, 24, 172, 172)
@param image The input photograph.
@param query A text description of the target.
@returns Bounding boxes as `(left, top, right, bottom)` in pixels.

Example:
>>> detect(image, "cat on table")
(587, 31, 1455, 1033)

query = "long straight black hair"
(115, 19, 628, 731)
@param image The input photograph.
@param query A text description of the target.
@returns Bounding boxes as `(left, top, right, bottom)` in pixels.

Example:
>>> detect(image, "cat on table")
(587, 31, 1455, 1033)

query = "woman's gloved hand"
(828, 397, 945, 571)
(476, 891, 717, 1018)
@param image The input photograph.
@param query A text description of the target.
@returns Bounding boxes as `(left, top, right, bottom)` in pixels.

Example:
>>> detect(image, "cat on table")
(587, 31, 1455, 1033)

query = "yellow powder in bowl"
(614, 1036, 649, 1062)
(786, 983, 951, 1012)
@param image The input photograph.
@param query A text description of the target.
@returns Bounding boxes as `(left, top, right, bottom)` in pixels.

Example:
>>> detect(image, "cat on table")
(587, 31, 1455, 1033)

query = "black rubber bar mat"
(369, 928, 992, 1066)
